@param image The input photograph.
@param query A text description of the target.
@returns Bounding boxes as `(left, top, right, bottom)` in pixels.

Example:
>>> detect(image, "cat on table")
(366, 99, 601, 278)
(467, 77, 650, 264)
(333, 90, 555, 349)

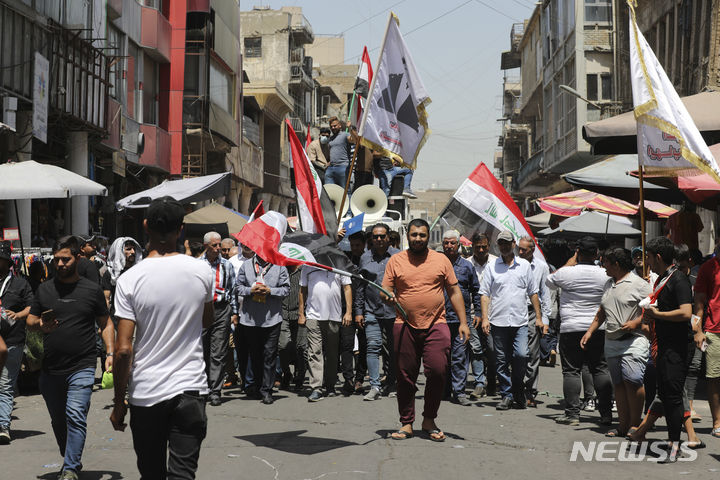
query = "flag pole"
(345, 91, 357, 133)
(358, 13, 394, 137)
(638, 165, 647, 277)
(337, 135, 360, 224)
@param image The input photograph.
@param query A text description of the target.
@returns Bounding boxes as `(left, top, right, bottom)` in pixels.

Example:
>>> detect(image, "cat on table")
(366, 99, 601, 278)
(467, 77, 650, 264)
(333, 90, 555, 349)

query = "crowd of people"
(1, 196, 720, 477)
(306, 116, 417, 198)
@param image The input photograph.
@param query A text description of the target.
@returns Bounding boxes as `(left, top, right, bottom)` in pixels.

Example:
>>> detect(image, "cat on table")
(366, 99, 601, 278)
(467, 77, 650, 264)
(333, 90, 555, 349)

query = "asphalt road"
(3, 363, 719, 479)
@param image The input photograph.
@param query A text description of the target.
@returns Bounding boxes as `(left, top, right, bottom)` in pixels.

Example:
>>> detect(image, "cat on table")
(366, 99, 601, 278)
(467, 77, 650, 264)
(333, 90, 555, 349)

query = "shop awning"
(537, 189, 676, 219)
(582, 91, 720, 155)
(116, 172, 231, 210)
(0, 160, 107, 199)
(538, 211, 641, 236)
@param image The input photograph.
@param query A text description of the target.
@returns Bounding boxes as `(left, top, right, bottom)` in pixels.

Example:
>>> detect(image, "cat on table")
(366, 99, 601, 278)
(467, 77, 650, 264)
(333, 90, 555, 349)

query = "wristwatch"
(106, 353, 114, 357)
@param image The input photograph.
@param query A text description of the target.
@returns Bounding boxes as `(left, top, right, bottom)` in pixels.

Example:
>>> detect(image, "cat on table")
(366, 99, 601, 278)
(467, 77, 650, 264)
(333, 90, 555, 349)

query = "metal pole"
(13, 199, 26, 274)
(337, 136, 360, 224)
(638, 165, 647, 277)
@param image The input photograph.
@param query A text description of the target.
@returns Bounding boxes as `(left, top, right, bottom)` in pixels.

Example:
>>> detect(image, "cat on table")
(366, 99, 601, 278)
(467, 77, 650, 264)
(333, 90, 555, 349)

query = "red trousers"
(394, 321, 451, 425)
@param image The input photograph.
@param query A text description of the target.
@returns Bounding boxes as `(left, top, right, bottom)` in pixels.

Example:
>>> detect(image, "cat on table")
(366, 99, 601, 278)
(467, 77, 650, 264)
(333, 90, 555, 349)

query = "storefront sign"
(33, 52, 49, 143)
(112, 151, 126, 177)
(3, 228, 20, 241)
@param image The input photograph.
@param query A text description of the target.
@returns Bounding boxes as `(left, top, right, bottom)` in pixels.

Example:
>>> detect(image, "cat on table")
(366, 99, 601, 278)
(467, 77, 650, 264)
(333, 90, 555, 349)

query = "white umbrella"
(116, 172, 230, 209)
(0, 160, 108, 199)
(538, 211, 641, 236)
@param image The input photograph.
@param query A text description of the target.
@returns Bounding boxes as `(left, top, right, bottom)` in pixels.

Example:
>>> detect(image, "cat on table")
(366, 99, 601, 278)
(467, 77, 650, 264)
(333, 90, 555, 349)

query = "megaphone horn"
(350, 185, 388, 223)
(323, 184, 345, 217)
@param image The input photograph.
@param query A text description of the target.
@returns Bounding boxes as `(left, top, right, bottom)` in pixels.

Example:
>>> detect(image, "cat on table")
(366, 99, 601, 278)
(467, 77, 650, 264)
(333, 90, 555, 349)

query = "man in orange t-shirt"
(382, 219, 470, 442)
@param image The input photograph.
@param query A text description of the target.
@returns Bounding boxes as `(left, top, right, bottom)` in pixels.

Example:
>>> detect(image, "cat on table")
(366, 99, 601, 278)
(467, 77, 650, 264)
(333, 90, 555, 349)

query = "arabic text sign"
(33, 52, 49, 143)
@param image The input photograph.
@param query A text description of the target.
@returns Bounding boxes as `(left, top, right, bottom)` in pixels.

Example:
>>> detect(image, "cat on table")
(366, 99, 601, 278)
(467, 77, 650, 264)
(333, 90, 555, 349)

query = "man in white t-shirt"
(546, 236, 613, 426)
(110, 197, 215, 479)
(299, 266, 352, 401)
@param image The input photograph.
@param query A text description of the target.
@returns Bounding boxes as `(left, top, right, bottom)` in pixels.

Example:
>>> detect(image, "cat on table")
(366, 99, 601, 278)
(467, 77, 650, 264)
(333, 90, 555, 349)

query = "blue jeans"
(40, 367, 95, 472)
(468, 323, 486, 387)
(365, 314, 395, 389)
(390, 167, 413, 191)
(448, 323, 470, 396)
(325, 164, 349, 187)
(0, 344, 23, 429)
(491, 324, 529, 402)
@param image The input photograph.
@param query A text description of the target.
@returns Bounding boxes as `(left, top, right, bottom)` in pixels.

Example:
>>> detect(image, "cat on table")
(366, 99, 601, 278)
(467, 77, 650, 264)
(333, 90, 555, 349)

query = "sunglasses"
(372, 234, 387, 239)
(53, 256, 74, 264)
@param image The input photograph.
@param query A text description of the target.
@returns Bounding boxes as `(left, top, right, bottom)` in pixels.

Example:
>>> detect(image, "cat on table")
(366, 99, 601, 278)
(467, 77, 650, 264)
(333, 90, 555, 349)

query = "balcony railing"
(516, 150, 544, 189)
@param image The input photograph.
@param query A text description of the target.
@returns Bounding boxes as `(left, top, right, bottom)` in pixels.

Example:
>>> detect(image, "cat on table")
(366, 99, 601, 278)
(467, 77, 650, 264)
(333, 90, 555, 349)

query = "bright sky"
(250, 0, 537, 190)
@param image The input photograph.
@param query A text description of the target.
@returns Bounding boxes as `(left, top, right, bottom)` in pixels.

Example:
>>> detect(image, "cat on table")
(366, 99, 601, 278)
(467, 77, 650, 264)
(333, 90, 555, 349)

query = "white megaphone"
(350, 185, 388, 225)
(323, 184, 345, 218)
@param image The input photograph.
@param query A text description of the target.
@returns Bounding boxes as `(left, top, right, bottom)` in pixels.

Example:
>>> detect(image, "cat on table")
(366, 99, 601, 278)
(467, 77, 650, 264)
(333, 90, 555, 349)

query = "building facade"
(501, 0, 628, 208)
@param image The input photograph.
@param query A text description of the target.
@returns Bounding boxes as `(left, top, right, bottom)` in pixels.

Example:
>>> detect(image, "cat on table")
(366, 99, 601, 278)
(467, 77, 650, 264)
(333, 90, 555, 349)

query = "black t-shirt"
(0, 274, 34, 346)
(77, 257, 101, 284)
(30, 277, 108, 375)
(654, 268, 693, 355)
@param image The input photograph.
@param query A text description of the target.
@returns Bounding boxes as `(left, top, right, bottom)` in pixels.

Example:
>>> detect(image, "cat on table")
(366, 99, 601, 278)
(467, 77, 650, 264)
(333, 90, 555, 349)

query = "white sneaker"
(364, 387, 381, 401)
(582, 398, 596, 412)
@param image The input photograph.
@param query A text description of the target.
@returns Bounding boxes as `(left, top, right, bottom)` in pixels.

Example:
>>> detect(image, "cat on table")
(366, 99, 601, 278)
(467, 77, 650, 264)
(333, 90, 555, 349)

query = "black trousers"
(657, 345, 688, 441)
(242, 323, 281, 396)
(340, 324, 359, 386)
(559, 331, 613, 418)
(130, 392, 207, 480)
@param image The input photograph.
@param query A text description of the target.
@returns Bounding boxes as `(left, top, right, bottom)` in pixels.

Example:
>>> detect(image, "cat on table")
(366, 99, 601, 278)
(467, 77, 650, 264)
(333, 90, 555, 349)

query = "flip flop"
(422, 428, 446, 442)
(686, 440, 706, 450)
(389, 429, 414, 440)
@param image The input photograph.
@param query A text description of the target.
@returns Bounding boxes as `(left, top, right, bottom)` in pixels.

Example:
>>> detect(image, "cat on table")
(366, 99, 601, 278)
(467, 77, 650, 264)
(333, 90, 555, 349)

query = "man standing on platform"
(382, 219, 469, 442)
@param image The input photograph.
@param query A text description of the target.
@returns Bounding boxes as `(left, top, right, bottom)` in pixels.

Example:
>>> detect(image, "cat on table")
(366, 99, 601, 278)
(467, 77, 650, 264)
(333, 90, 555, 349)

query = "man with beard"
(0, 241, 33, 445)
(469, 233, 497, 398)
(480, 231, 542, 411)
(382, 219, 470, 441)
(517, 236, 551, 408)
(110, 196, 215, 479)
(27, 235, 113, 480)
(355, 224, 399, 401)
(441, 230, 481, 406)
(324, 116, 359, 187)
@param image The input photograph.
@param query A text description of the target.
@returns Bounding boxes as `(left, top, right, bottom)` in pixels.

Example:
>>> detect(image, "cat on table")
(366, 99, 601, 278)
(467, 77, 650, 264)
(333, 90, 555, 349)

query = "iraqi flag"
(353, 46, 373, 124)
(629, 2, 720, 183)
(358, 14, 430, 169)
(286, 119, 338, 238)
(436, 162, 543, 260)
(233, 211, 353, 273)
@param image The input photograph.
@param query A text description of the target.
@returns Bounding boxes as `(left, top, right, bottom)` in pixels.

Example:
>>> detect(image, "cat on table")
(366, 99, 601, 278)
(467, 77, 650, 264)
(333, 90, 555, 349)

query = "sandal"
(686, 440, 706, 449)
(605, 429, 622, 438)
(390, 429, 414, 440)
(422, 428, 446, 442)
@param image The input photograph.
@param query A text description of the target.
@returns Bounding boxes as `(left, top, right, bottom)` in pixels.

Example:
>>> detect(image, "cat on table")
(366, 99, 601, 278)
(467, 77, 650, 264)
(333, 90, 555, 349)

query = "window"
(587, 74, 598, 101)
(244, 37, 261, 58)
(585, 0, 612, 24)
(210, 60, 233, 113)
(587, 73, 613, 101)
(601, 73, 612, 100)
(143, 55, 158, 124)
(107, 26, 123, 101)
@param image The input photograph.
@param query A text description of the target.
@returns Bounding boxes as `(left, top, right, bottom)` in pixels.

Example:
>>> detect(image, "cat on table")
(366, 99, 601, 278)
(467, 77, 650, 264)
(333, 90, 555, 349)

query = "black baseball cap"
(146, 196, 185, 234)
(76, 234, 95, 245)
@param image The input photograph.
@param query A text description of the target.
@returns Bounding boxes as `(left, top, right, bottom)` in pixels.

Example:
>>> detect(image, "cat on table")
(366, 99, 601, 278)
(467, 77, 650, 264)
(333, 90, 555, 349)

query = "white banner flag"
(358, 14, 430, 169)
(629, 2, 720, 183)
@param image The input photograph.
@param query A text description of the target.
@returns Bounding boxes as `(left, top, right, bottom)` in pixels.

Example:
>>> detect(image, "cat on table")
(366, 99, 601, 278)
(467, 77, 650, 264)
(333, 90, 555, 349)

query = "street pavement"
(3, 362, 719, 479)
